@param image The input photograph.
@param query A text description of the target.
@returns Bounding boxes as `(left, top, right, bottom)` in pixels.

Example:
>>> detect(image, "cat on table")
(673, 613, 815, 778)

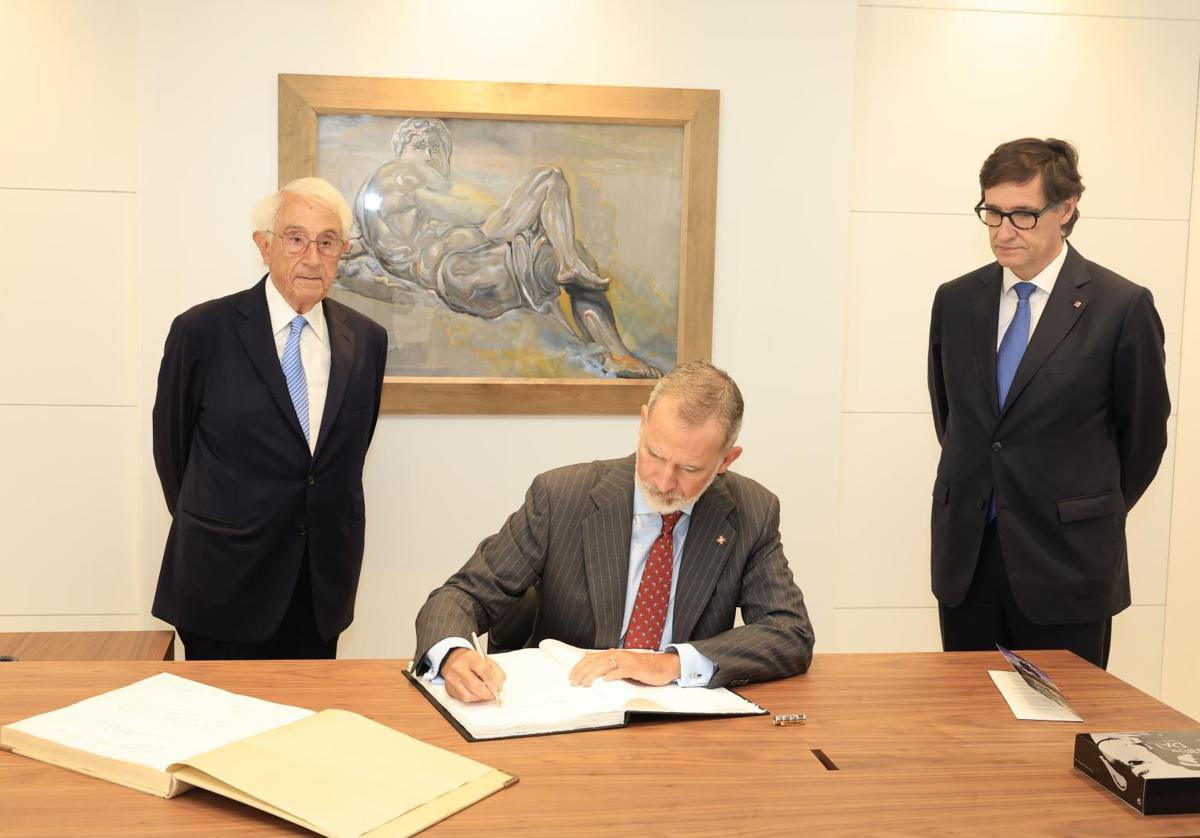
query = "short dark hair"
(646, 360, 744, 450)
(979, 138, 1085, 236)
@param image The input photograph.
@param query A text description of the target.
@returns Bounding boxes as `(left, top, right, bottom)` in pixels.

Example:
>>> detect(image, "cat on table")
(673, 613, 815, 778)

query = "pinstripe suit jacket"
(414, 455, 814, 687)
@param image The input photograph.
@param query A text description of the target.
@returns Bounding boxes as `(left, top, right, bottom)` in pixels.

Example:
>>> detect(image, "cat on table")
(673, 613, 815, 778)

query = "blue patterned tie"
(282, 315, 310, 443)
(989, 281, 1036, 520)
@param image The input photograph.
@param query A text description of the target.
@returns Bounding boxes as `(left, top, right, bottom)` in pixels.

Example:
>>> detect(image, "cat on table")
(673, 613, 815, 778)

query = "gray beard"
(634, 452, 719, 515)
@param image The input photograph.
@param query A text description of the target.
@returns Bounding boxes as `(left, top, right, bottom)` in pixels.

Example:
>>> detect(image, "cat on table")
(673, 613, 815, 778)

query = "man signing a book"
(414, 361, 815, 701)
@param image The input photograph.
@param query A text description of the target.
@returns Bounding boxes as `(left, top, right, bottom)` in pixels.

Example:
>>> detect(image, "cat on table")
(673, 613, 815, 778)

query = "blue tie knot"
(289, 315, 307, 336)
(1014, 281, 1037, 301)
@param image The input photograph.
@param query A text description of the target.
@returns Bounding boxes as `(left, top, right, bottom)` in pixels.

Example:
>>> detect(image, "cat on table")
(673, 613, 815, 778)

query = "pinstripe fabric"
(414, 455, 815, 687)
(281, 315, 309, 442)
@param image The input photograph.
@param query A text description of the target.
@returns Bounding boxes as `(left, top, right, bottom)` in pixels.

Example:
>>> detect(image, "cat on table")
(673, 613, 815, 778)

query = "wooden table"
(0, 631, 174, 661)
(2, 651, 1198, 835)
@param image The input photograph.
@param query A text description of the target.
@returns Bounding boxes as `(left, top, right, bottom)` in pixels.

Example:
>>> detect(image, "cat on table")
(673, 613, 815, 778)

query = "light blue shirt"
(424, 484, 717, 687)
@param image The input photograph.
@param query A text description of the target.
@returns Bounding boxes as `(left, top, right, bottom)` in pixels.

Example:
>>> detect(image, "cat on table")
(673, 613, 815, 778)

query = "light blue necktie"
(997, 282, 1037, 409)
(282, 315, 310, 443)
(989, 281, 1037, 520)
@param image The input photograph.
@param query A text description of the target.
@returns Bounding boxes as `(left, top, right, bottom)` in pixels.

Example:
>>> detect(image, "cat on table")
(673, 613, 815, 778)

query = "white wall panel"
(0, 405, 139, 616)
(863, 0, 1200, 18)
(0, 0, 137, 191)
(826, 606, 941, 653)
(1126, 418, 1175, 606)
(0, 614, 142, 633)
(853, 6, 1199, 219)
(0, 190, 137, 406)
(1109, 605, 1165, 699)
(836, 413, 941, 608)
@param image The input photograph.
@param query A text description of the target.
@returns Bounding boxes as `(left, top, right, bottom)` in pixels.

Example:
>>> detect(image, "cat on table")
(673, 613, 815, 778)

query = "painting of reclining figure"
(318, 115, 683, 379)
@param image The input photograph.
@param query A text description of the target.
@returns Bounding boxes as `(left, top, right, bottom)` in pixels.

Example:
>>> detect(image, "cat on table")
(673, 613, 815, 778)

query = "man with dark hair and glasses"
(926, 138, 1170, 668)
(151, 177, 388, 659)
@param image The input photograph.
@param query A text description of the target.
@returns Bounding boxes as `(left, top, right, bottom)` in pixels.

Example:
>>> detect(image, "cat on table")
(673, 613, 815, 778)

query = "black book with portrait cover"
(406, 639, 765, 742)
(1074, 730, 1200, 814)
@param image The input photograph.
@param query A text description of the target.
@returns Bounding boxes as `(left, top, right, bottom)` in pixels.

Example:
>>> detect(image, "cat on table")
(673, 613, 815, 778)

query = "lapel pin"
(716, 534, 727, 546)
(1073, 300, 1082, 309)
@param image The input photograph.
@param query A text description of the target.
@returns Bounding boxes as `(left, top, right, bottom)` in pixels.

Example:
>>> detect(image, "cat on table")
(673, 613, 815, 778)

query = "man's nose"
(301, 240, 323, 264)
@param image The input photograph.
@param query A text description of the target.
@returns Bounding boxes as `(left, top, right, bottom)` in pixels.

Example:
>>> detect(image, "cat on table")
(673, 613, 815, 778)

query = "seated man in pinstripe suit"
(414, 361, 815, 703)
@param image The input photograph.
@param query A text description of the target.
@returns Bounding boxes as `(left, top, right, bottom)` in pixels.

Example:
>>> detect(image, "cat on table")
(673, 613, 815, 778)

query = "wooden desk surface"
(2, 651, 1198, 836)
(0, 631, 175, 662)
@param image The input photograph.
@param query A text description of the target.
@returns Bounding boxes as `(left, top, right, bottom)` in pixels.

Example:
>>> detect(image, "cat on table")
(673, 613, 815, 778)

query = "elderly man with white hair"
(152, 177, 388, 660)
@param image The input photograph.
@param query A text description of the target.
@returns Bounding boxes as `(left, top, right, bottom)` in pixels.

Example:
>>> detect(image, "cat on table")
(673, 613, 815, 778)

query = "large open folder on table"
(408, 639, 765, 741)
(0, 672, 514, 837)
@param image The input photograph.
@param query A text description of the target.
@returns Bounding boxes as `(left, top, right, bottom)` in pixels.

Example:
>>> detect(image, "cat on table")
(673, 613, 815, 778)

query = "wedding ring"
(609, 656, 617, 671)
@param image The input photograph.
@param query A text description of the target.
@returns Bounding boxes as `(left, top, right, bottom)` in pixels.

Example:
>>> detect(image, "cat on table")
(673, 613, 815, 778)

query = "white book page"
(538, 639, 760, 714)
(426, 646, 618, 737)
(5, 672, 314, 771)
(989, 670, 1082, 722)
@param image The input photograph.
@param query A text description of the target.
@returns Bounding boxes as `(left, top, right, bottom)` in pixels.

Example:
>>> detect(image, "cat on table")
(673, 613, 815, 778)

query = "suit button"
(299, 524, 307, 536)
(307, 476, 315, 486)
(991, 441, 1003, 452)
(976, 499, 986, 510)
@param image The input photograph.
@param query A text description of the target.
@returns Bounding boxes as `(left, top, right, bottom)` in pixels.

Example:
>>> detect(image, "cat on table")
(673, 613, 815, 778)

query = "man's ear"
(252, 231, 271, 263)
(640, 403, 648, 426)
(717, 445, 743, 474)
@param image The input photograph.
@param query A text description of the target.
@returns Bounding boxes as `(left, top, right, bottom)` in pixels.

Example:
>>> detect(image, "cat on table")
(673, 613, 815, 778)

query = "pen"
(470, 632, 502, 707)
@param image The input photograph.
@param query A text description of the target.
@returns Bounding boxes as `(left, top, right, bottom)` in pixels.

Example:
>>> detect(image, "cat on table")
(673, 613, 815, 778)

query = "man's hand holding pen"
(442, 646, 506, 704)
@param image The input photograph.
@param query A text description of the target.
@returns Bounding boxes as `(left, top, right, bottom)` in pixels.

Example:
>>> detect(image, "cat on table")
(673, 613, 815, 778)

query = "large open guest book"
(408, 638, 766, 741)
(0, 672, 515, 837)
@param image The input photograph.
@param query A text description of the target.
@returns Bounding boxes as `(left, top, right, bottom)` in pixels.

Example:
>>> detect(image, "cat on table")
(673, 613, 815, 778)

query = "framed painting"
(278, 74, 718, 414)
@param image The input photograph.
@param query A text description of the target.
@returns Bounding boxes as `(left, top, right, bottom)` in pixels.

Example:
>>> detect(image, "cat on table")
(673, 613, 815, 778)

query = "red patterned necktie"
(624, 511, 683, 650)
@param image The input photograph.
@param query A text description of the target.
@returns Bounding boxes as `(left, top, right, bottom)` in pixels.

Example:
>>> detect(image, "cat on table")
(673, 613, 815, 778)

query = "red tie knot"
(660, 511, 682, 535)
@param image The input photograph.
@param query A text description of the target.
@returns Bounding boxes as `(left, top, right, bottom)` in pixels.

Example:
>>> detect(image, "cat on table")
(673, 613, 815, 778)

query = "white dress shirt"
(996, 240, 1069, 350)
(264, 279, 331, 455)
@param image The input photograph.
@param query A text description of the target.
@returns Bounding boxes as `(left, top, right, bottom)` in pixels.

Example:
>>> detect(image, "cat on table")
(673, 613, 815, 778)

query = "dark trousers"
(939, 520, 1112, 669)
(179, 558, 337, 660)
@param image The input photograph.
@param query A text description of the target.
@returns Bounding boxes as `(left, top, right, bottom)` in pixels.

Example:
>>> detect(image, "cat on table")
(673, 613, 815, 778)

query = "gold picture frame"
(279, 74, 718, 414)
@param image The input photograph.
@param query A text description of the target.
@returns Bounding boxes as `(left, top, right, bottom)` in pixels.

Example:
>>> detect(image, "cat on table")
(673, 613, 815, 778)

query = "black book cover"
(1074, 730, 1200, 815)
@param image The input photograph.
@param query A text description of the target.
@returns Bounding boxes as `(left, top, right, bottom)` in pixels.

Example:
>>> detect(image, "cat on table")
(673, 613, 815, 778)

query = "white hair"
(251, 177, 352, 239)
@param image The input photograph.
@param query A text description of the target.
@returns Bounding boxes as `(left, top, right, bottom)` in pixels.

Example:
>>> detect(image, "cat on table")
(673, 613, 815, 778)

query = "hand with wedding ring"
(568, 648, 682, 687)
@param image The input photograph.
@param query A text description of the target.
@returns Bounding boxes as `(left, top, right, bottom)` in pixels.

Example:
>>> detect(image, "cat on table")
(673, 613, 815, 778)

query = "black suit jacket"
(414, 455, 815, 687)
(928, 243, 1170, 625)
(152, 277, 388, 642)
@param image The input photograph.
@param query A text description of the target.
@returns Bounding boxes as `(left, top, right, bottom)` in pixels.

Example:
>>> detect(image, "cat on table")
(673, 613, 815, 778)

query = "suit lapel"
(311, 298, 356, 463)
(971, 264, 1003, 417)
(234, 277, 309, 449)
(582, 456, 636, 648)
(1000, 244, 1091, 415)
(671, 476, 736, 643)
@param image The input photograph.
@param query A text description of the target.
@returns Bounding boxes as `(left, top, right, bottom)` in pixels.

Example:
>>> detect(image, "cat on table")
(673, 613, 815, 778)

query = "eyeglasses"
(266, 230, 345, 258)
(974, 202, 1057, 230)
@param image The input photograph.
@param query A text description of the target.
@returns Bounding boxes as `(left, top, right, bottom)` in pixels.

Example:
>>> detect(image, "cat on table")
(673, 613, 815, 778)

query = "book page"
(173, 709, 512, 838)
(538, 639, 763, 715)
(425, 647, 619, 738)
(989, 670, 1082, 722)
(3, 672, 313, 771)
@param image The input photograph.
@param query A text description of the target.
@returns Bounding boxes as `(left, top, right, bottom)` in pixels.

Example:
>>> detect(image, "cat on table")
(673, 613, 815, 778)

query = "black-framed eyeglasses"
(974, 202, 1057, 230)
(266, 230, 345, 258)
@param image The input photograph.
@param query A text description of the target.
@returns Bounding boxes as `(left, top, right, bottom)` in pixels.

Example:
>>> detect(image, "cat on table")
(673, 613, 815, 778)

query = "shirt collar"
(633, 482, 697, 518)
(1002, 239, 1069, 297)
(264, 276, 328, 345)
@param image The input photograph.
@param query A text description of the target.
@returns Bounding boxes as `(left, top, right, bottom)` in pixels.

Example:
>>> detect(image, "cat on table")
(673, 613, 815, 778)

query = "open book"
(408, 639, 765, 741)
(1, 672, 514, 837)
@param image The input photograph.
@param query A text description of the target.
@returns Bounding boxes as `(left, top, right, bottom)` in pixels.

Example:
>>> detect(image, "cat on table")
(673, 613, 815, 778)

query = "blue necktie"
(282, 315, 310, 443)
(996, 281, 1037, 409)
(989, 281, 1037, 520)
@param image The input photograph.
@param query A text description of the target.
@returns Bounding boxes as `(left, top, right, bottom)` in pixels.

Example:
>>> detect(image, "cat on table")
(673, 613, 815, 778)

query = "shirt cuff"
(422, 637, 472, 681)
(668, 643, 715, 687)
